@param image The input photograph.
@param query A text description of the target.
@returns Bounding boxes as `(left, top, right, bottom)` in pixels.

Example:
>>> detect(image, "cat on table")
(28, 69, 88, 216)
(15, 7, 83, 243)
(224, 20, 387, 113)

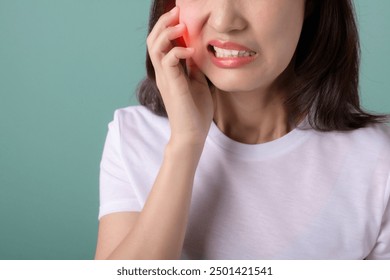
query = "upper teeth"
(213, 46, 256, 58)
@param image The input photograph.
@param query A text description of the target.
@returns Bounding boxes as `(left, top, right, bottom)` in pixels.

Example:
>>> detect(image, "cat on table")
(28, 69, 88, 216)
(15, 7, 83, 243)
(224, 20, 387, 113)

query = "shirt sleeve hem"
(98, 199, 142, 220)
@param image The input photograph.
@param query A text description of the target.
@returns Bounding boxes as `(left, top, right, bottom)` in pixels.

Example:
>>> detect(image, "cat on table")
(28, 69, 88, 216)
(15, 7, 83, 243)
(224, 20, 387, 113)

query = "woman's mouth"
(207, 41, 258, 68)
(209, 45, 257, 58)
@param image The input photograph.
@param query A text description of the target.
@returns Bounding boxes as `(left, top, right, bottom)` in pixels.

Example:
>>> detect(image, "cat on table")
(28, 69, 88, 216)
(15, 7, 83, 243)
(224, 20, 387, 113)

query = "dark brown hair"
(137, 0, 388, 131)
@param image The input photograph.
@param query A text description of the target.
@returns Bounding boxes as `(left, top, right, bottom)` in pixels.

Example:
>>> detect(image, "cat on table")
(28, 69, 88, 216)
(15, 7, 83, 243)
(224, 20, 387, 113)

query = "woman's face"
(175, 0, 306, 93)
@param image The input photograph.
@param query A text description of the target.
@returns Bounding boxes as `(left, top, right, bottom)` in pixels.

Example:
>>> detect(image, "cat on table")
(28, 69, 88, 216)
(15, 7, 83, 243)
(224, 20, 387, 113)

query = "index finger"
(148, 6, 180, 45)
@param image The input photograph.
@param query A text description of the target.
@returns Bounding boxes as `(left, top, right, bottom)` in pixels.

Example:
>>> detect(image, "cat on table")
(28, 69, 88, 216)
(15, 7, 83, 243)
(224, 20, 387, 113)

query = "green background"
(0, 0, 389, 259)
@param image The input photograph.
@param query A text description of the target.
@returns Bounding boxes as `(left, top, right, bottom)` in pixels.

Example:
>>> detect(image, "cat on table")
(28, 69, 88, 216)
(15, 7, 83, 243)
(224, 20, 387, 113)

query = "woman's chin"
(209, 78, 263, 94)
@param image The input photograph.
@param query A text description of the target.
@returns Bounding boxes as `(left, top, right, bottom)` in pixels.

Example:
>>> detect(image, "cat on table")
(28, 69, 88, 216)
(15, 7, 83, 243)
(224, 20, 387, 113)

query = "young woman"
(95, 0, 390, 259)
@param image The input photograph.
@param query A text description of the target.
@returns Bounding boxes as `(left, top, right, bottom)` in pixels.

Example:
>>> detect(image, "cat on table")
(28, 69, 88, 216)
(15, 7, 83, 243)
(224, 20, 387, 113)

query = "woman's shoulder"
(348, 122, 390, 145)
(113, 105, 166, 122)
(113, 105, 167, 127)
(357, 123, 390, 153)
(346, 122, 390, 138)
(314, 122, 390, 154)
(111, 105, 170, 140)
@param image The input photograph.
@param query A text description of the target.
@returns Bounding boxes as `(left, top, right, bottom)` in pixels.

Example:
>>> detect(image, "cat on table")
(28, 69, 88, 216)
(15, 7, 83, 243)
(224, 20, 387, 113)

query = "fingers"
(147, 6, 190, 70)
(162, 47, 194, 68)
(155, 47, 193, 90)
(154, 23, 186, 54)
(148, 7, 179, 45)
(147, 7, 181, 58)
(145, 8, 213, 142)
(147, 6, 195, 82)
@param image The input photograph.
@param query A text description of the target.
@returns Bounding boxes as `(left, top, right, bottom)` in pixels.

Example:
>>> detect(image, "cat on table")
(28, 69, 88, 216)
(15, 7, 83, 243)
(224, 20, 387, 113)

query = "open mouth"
(208, 44, 257, 58)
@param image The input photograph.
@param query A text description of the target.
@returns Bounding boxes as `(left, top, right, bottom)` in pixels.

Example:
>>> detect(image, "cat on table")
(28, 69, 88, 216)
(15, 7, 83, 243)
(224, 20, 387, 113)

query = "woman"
(95, 0, 390, 259)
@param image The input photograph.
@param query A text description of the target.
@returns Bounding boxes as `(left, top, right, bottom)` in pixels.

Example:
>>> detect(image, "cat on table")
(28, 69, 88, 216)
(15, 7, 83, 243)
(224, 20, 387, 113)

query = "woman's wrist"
(165, 136, 205, 164)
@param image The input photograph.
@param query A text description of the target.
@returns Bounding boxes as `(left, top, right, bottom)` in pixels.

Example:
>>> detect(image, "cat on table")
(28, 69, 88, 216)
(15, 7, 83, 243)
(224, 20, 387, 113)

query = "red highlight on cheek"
(182, 26, 191, 47)
(174, 23, 191, 48)
(177, 9, 192, 48)
(175, 35, 187, 48)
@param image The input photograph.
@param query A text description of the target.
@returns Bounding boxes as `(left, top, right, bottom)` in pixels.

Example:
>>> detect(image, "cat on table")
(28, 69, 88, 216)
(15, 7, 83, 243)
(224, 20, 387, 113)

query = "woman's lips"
(208, 40, 255, 51)
(208, 40, 257, 68)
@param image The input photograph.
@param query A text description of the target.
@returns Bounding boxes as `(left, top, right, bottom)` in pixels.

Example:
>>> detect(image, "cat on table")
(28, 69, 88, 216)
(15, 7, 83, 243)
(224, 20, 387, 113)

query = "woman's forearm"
(106, 140, 203, 259)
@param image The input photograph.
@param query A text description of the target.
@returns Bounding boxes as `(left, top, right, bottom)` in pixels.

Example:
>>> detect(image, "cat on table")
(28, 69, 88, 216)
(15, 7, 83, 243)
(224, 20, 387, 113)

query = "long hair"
(137, 0, 388, 131)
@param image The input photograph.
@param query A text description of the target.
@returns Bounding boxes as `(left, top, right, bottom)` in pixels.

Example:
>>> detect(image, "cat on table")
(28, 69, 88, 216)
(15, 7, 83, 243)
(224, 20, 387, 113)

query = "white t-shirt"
(98, 105, 390, 259)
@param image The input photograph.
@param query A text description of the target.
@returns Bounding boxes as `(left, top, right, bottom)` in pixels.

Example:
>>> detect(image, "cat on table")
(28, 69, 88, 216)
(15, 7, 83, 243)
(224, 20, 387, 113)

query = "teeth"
(213, 46, 256, 58)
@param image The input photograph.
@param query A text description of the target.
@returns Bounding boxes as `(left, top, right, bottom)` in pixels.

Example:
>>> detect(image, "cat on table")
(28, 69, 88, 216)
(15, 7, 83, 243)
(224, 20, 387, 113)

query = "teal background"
(0, 0, 389, 259)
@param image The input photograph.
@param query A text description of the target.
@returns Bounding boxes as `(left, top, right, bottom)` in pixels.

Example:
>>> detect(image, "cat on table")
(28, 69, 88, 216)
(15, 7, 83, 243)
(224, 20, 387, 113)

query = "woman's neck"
(212, 86, 292, 144)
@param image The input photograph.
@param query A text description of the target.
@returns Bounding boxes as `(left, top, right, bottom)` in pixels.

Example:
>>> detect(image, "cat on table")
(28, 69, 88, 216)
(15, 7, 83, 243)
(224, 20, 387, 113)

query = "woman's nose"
(207, 0, 247, 33)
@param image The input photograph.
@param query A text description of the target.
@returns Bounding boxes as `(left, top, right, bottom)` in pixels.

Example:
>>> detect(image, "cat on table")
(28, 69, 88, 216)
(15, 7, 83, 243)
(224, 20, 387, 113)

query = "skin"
(95, 0, 306, 259)
(177, 0, 305, 143)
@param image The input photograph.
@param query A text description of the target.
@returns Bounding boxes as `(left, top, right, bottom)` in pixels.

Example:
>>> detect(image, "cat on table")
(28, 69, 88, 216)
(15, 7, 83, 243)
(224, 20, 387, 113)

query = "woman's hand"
(147, 6, 214, 147)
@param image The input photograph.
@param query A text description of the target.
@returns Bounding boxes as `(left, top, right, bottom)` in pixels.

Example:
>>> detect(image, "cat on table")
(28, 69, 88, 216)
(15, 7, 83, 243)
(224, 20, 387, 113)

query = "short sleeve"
(366, 174, 390, 259)
(98, 110, 142, 219)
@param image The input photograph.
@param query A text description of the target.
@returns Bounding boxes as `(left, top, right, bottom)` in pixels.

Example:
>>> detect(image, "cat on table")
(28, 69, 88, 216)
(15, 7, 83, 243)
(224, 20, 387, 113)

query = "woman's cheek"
(179, 11, 200, 47)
